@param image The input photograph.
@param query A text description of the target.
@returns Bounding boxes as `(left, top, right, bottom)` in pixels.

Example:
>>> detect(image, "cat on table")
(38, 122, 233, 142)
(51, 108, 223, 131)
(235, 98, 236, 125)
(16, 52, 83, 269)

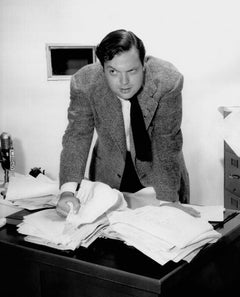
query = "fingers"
(178, 205, 201, 217)
(67, 200, 81, 214)
(185, 207, 201, 217)
(56, 205, 69, 217)
(71, 198, 81, 213)
(161, 202, 201, 217)
(56, 196, 81, 217)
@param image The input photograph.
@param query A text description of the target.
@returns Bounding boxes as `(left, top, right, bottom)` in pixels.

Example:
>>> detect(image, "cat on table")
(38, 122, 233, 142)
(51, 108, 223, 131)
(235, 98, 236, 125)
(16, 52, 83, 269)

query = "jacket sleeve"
(59, 74, 94, 187)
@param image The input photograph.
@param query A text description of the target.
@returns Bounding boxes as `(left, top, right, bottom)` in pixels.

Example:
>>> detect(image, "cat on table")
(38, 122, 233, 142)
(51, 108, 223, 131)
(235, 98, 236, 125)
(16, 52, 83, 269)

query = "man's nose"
(120, 73, 129, 85)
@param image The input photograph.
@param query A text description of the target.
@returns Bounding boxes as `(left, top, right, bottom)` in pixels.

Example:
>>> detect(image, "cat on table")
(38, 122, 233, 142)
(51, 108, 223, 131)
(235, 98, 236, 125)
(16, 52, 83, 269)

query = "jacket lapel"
(95, 79, 127, 158)
(138, 65, 159, 129)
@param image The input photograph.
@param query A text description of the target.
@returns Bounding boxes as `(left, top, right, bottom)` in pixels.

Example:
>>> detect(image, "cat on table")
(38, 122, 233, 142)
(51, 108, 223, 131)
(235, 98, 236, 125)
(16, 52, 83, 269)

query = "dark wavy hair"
(96, 29, 146, 67)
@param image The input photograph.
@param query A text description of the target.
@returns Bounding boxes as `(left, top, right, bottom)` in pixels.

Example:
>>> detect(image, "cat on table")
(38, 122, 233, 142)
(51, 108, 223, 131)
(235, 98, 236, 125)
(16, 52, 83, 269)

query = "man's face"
(103, 47, 144, 100)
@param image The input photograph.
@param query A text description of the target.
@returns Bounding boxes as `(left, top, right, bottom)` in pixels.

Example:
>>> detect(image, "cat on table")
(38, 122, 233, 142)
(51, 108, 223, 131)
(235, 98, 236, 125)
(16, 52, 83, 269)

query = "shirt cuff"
(60, 182, 78, 194)
(159, 200, 172, 206)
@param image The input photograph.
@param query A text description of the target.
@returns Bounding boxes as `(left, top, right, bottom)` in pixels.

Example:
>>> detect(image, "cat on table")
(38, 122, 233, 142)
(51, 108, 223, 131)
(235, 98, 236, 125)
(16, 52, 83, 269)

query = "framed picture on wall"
(46, 44, 96, 80)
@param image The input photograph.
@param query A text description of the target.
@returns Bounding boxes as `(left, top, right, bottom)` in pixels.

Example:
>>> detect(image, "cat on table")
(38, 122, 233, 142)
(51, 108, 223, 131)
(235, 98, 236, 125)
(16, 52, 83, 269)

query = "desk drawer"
(225, 151, 240, 196)
(224, 190, 240, 210)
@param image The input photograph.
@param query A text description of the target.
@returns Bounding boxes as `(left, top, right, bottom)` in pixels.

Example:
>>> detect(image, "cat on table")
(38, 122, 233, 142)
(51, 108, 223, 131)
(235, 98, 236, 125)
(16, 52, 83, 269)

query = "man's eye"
(109, 69, 117, 75)
(129, 69, 137, 74)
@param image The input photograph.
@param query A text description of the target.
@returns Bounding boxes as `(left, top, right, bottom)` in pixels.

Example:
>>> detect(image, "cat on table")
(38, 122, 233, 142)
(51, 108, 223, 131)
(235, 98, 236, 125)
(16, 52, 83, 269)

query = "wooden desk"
(1, 210, 240, 297)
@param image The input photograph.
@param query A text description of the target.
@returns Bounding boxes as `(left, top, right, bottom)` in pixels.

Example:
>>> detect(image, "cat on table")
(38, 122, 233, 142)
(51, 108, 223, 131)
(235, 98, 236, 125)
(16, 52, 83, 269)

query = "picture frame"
(46, 44, 96, 80)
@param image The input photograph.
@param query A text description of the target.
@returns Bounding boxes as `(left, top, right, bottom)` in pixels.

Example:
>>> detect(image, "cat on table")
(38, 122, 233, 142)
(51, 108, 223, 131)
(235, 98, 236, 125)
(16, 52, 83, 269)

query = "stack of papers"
(103, 205, 222, 265)
(5, 172, 59, 210)
(17, 181, 222, 264)
(18, 209, 109, 250)
(17, 180, 127, 250)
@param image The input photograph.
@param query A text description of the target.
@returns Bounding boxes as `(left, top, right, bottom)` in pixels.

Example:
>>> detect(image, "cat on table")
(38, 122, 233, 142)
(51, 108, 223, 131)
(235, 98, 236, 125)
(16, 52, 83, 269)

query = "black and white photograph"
(0, 1, 240, 296)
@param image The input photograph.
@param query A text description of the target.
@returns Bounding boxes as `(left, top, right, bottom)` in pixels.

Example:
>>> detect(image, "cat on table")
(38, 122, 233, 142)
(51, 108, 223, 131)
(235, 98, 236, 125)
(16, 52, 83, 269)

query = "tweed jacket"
(59, 56, 190, 203)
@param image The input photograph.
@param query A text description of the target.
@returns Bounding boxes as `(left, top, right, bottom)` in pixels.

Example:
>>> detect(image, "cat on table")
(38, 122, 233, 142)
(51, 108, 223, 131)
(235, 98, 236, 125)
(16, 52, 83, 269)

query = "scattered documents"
(182, 204, 225, 222)
(123, 187, 159, 209)
(103, 205, 221, 265)
(6, 172, 59, 201)
(4, 172, 59, 209)
(17, 181, 222, 265)
(17, 180, 127, 250)
(0, 198, 22, 218)
(12, 195, 58, 210)
(124, 187, 225, 222)
(67, 179, 127, 227)
(18, 208, 109, 250)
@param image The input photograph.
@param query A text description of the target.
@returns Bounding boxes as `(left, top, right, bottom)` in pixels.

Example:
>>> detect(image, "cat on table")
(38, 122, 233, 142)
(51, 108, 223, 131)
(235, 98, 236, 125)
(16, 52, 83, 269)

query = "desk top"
(0, 209, 240, 296)
(0, 222, 183, 294)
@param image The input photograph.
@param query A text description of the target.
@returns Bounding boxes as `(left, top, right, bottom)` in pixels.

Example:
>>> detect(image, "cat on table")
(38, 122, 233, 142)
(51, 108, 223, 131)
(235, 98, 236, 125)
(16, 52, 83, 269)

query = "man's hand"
(161, 202, 201, 217)
(56, 191, 80, 217)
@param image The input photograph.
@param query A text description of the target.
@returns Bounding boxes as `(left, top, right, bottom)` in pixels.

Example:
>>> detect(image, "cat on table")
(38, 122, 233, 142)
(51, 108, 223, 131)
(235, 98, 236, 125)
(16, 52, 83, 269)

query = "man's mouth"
(120, 88, 131, 94)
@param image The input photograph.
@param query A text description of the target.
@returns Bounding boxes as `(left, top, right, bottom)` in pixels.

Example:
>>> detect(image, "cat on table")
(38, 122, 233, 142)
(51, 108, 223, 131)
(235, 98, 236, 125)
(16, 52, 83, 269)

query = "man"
(56, 29, 193, 217)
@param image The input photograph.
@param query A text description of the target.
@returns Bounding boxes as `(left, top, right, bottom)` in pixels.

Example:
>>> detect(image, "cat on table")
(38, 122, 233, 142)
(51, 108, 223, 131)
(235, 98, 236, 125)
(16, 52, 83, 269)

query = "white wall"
(0, 0, 240, 205)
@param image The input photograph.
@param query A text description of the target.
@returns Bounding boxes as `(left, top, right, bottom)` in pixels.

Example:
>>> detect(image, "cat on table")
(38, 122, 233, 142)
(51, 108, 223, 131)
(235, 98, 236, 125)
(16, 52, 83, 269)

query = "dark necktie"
(129, 95, 152, 161)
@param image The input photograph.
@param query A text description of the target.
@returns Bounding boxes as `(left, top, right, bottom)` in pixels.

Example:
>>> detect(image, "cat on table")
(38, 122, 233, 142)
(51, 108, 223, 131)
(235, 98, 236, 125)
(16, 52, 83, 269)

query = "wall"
(0, 0, 240, 205)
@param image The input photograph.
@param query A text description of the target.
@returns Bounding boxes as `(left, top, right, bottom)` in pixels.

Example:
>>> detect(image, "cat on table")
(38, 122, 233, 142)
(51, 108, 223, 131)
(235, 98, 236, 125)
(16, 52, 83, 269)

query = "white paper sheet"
(104, 205, 221, 265)
(67, 180, 127, 227)
(182, 204, 225, 222)
(0, 198, 22, 218)
(16, 181, 223, 264)
(17, 180, 127, 250)
(108, 206, 214, 248)
(5, 172, 59, 201)
(123, 187, 225, 222)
